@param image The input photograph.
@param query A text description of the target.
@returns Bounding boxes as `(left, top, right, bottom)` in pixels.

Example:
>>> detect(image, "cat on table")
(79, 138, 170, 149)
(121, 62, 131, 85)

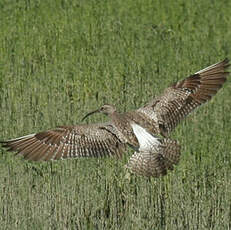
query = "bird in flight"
(1, 59, 229, 177)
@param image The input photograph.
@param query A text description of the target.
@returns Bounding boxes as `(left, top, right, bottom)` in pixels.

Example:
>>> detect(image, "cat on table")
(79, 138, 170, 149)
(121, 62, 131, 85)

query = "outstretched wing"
(0, 123, 126, 161)
(126, 123, 181, 177)
(137, 59, 230, 136)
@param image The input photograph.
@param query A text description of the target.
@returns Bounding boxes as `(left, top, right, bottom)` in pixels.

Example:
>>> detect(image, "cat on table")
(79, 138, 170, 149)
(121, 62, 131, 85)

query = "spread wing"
(137, 59, 230, 136)
(126, 123, 181, 177)
(0, 123, 126, 161)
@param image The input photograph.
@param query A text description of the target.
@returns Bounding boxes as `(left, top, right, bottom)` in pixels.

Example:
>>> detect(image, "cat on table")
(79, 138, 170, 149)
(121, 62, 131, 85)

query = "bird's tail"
(126, 138, 181, 177)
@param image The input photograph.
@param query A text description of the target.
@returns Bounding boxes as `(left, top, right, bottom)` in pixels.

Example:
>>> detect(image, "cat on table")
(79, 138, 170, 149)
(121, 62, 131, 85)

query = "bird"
(0, 58, 229, 177)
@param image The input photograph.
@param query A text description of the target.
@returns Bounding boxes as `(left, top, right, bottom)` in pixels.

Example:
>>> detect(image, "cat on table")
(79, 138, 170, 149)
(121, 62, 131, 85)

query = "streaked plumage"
(126, 123, 180, 177)
(0, 59, 230, 177)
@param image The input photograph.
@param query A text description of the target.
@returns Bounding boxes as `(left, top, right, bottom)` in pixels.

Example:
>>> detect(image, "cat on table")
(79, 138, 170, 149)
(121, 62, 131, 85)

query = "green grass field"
(1, 0, 231, 229)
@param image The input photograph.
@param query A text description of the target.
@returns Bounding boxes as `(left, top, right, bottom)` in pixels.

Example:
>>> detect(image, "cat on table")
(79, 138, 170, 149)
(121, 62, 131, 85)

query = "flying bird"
(0, 59, 229, 177)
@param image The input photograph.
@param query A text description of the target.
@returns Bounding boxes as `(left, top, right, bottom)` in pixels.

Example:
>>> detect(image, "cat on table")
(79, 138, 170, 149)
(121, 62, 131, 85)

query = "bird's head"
(82, 104, 117, 121)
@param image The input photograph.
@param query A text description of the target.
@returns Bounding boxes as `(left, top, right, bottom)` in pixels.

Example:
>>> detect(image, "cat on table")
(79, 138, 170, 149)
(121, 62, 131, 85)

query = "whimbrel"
(0, 59, 229, 177)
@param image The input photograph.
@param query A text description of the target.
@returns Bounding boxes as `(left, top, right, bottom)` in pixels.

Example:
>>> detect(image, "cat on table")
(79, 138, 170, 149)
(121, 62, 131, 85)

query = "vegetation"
(0, 0, 231, 229)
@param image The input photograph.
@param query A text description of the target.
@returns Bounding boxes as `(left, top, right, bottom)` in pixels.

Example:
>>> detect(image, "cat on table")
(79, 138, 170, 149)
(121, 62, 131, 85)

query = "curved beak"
(82, 109, 100, 121)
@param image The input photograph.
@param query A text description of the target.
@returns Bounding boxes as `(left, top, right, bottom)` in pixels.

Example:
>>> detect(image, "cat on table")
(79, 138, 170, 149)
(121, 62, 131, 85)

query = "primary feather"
(1, 59, 229, 177)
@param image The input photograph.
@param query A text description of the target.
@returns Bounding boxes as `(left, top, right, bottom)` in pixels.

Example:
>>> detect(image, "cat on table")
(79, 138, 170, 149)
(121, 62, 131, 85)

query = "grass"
(0, 0, 231, 229)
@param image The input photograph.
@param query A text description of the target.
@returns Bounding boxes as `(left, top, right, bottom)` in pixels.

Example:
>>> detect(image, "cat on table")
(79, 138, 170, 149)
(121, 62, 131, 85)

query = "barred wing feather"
(0, 123, 126, 161)
(138, 59, 230, 135)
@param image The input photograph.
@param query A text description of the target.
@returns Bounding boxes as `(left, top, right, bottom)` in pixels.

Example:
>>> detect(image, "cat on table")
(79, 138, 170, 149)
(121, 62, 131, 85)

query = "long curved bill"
(82, 109, 100, 121)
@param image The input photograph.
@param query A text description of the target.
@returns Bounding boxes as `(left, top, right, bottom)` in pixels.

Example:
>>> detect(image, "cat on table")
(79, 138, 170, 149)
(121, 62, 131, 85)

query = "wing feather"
(137, 59, 230, 135)
(0, 123, 126, 161)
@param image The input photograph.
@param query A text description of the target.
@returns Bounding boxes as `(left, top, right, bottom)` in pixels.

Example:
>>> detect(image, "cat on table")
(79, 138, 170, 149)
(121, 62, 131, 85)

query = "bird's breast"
(111, 113, 139, 148)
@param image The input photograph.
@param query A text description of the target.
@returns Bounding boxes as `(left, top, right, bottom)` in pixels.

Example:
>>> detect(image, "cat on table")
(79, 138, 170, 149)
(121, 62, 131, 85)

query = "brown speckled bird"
(0, 59, 230, 177)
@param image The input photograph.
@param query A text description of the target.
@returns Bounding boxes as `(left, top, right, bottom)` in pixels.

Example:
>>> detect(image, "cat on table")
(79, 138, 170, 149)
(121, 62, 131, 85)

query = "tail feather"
(126, 138, 181, 177)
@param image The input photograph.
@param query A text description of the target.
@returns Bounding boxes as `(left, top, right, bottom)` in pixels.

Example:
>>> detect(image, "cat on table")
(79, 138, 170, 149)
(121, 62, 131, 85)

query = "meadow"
(0, 0, 231, 229)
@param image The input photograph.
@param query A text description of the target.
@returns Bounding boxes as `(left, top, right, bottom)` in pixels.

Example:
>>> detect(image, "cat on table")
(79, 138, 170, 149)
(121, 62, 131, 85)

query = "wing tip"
(0, 134, 36, 150)
(1, 134, 36, 142)
(196, 58, 230, 75)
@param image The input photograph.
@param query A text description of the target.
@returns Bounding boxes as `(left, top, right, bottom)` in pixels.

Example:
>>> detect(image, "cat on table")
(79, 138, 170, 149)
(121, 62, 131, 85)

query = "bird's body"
(1, 59, 230, 177)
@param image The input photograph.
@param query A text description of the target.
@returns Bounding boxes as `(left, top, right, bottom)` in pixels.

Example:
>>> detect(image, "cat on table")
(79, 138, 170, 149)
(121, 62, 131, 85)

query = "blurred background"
(0, 0, 231, 229)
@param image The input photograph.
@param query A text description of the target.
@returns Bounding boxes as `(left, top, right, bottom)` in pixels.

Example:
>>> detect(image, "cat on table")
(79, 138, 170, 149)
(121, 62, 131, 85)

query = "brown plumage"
(126, 139, 181, 177)
(136, 58, 230, 136)
(126, 123, 181, 177)
(0, 59, 230, 177)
